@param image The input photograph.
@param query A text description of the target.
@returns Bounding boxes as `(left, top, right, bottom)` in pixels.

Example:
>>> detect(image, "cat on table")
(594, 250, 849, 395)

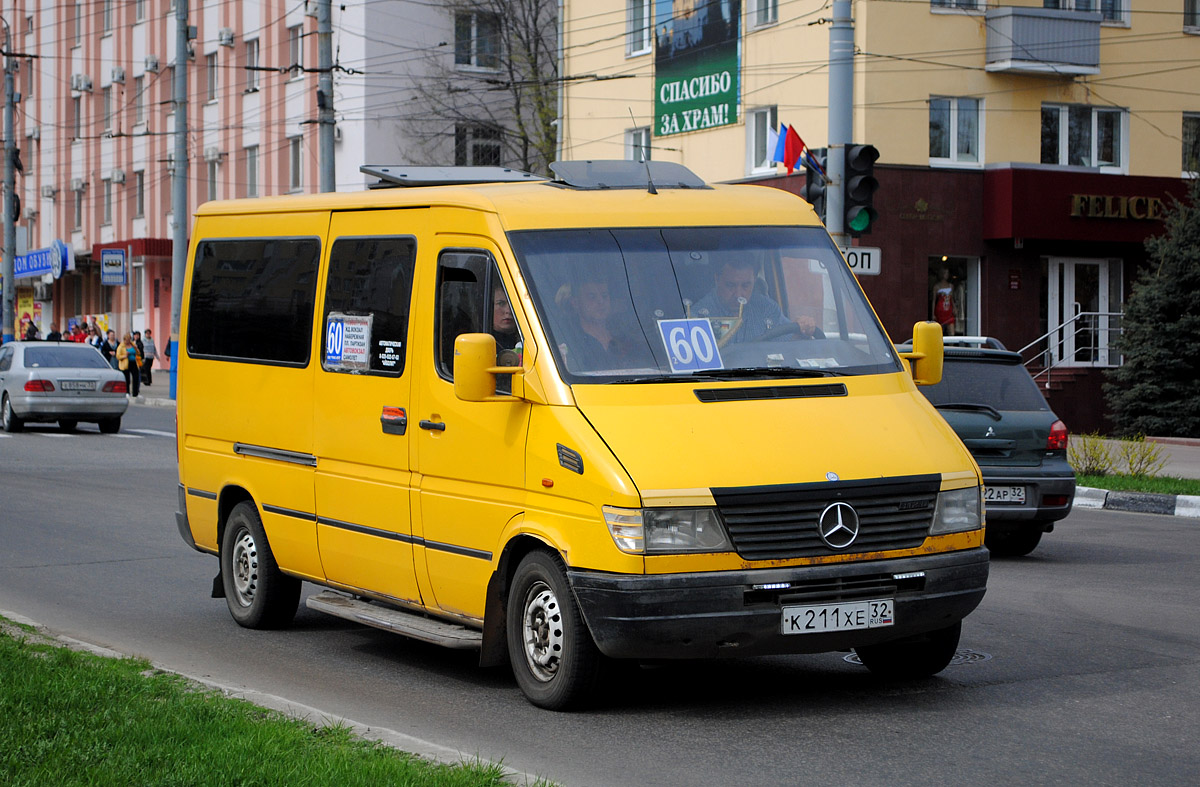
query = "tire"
(507, 551, 601, 710)
(59, 419, 78, 433)
(986, 528, 1043, 557)
(220, 501, 301, 629)
(98, 417, 122, 434)
(2, 395, 24, 433)
(854, 621, 961, 680)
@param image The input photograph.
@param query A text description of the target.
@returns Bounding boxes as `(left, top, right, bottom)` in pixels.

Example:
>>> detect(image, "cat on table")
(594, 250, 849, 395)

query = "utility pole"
(317, 0, 334, 192)
(169, 3, 190, 397)
(2, 20, 15, 343)
(826, 0, 854, 247)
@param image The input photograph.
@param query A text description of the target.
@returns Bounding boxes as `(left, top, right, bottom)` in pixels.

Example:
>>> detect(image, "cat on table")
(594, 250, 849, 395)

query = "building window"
(207, 160, 219, 202)
(102, 0, 113, 32)
(929, 96, 981, 165)
(747, 107, 778, 172)
(74, 2, 82, 44)
(135, 0, 145, 22)
(25, 14, 33, 34)
(133, 265, 145, 312)
(455, 125, 502, 166)
(1043, 0, 1126, 24)
(23, 60, 32, 101)
(289, 137, 303, 191)
(454, 12, 500, 69)
(245, 39, 260, 92)
(1187, 0, 1200, 28)
(206, 53, 218, 101)
(626, 0, 652, 56)
(102, 87, 112, 130)
(288, 25, 303, 77)
(72, 96, 82, 139)
(134, 171, 145, 217)
(166, 66, 175, 107)
(73, 190, 83, 230)
(134, 76, 144, 124)
(931, 0, 982, 9)
(626, 126, 651, 162)
(751, 0, 778, 26)
(245, 145, 259, 197)
(1041, 104, 1125, 170)
(1184, 114, 1200, 176)
(102, 179, 112, 225)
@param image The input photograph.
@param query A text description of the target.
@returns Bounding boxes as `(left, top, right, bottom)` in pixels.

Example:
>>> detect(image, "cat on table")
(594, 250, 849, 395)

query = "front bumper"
(982, 457, 1076, 526)
(569, 548, 988, 660)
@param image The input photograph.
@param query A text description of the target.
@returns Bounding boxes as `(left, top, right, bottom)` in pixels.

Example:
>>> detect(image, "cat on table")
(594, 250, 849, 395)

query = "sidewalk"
(129, 374, 176, 408)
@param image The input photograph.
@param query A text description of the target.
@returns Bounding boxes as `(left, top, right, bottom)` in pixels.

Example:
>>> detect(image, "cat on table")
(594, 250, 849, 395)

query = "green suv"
(916, 341, 1076, 557)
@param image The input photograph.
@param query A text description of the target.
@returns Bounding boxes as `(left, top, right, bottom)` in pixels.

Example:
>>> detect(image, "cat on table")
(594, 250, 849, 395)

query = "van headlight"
(603, 506, 733, 555)
(930, 486, 983, 535)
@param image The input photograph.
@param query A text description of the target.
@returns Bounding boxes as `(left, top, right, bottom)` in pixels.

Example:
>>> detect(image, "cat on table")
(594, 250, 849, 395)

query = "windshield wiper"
(934, 402, 1002, 421)
(608, 374, 728, 384)
(697, 367, 845, 379)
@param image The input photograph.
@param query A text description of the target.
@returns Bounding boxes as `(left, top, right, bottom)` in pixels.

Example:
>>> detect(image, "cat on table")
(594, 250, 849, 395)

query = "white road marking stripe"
(127, 428, 177, 438)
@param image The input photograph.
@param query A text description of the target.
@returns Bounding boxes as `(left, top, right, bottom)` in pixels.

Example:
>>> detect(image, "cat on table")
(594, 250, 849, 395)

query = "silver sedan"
(0, 341, 130, 433)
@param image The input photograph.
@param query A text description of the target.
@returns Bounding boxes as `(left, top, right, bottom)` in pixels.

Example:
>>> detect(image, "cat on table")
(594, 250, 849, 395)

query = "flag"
(783, 126, 805, 175)
(771, 125, 787, 165)
(801, 147, 826, 181)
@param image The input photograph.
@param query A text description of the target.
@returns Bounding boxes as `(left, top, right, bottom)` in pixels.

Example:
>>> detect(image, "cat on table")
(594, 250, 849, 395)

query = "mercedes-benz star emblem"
(818, 502, 861, 550)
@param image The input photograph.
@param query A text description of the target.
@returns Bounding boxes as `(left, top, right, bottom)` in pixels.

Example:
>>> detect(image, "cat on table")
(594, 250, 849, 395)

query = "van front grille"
(711, 475, 940, 562)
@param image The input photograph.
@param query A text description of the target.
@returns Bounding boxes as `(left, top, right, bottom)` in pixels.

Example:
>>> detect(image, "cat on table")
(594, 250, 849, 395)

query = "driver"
(691, 259, 794, 344)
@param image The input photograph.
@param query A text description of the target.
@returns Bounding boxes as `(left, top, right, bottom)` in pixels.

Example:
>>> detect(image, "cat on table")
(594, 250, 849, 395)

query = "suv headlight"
(603, 506, 733, 555)
(930, 485, 983, 535)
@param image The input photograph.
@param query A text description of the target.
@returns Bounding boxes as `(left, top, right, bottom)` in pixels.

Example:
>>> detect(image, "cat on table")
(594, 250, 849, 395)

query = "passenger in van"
(692, 259, 793, 343)
(558, 275, 651, 372)
(491, 289, 521, 353)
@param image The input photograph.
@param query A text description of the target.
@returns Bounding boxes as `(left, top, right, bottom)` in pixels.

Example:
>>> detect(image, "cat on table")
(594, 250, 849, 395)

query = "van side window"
(321, 236, 416, 376)
(187, 238, 321, 365)
(435, 251, 520, 381)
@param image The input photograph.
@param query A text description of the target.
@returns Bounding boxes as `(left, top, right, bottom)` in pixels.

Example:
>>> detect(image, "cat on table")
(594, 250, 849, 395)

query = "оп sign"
(841, 246, 881, 276)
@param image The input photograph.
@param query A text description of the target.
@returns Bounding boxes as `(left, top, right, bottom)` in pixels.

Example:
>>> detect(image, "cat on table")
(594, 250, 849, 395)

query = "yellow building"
(562, 0, 1200, 431)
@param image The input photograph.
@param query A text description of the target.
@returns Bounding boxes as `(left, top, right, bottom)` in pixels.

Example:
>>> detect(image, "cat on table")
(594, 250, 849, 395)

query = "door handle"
(419, 419, 446, 432)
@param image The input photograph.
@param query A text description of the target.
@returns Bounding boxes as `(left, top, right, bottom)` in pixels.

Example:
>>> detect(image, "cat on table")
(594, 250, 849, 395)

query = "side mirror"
(899, 321, 943, 386)
(453, 333, 524, 402)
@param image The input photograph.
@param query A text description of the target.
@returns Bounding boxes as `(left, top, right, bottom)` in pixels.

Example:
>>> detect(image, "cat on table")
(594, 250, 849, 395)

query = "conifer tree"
(1105, 180, 1200, 437)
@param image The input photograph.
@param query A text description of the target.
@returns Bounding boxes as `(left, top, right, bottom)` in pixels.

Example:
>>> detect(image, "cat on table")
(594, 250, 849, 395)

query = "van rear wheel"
(854, 621, 961, 680)
(220, 501, 300, 629)
(507, 551, 601, 710)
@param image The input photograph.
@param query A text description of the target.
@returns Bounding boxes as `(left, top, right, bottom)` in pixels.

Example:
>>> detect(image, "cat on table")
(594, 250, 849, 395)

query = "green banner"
(654, 1, 741, 138)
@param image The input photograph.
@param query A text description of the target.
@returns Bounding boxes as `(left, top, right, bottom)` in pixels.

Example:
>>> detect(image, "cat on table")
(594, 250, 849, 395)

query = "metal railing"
(1018, 311, 1124, 388)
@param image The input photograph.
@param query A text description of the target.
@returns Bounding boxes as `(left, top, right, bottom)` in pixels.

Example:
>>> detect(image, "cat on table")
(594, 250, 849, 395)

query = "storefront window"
(928, 256, 978, 336)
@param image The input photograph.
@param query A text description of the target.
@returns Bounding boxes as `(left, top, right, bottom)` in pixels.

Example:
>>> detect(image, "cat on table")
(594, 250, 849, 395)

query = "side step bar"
(306, 591, 483, 650)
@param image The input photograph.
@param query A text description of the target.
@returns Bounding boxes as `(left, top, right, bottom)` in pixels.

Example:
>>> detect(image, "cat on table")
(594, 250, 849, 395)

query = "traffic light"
(843, 144, 879, 236)
(799, 147, 828, 224)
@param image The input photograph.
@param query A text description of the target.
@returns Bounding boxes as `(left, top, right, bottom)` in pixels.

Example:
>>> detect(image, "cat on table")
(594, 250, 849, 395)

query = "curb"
(1074, 485, 1200, 519)
(131, 396, 176, 408)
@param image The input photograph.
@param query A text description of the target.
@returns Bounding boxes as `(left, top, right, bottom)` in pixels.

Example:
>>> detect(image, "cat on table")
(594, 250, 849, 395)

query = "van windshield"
(507, 226, 901, 384)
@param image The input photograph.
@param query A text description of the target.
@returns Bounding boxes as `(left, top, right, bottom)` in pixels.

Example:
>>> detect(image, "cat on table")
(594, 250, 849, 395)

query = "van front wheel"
(507, 551, 601, 710)
(854, 621, 961, 680)
(220, 501, 300, 629)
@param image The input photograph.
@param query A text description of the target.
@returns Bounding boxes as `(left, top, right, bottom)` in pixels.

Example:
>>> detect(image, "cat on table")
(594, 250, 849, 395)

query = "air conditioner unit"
(218, 28, 235, 47)
(145, 55, 160, 73)
(305, 0, 319, 18)
(333, 124, 343, 143)
(70, 178, 87, 192)
(40, 185, 58, 199)
(29, 125, 40, 140)
(112, 66, 126, 84)
(111, 169, 126, 184)
(70, 73, 93, 92)
(24, 207, 39, 219)
(204, 146, 224, 163)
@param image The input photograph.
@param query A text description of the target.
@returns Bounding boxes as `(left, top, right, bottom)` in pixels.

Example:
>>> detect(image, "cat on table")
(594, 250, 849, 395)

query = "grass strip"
(0, 621, 522, 787)
(1077, 474, 1200, 497)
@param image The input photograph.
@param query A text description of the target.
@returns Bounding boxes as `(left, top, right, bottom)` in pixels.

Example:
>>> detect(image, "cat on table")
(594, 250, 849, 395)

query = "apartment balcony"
(985, 7, 1101, 76)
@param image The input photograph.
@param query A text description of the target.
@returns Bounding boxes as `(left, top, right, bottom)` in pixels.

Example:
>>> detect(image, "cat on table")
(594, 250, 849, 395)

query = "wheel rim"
(521, 580, 564, 683)
(2, 398, 11, 429)
(229, 526, 259, 608)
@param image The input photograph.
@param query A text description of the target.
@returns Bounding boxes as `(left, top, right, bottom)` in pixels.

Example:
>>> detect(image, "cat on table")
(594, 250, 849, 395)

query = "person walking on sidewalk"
(117, 333, 141, 398)
(141, 329, 159, 386)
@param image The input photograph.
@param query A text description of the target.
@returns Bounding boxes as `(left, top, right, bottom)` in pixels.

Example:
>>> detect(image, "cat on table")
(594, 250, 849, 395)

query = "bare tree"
(408, 0, 559, 175)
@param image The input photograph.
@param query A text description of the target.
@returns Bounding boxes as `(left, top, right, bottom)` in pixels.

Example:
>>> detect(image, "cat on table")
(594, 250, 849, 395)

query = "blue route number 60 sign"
(658, 318, 723, 373)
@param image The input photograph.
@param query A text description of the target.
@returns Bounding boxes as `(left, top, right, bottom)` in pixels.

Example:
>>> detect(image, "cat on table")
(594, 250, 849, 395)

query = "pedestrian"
(141, 329, 158, 386)
(133, 331, 146, 384)
(117, 332, 141, 397)
(23, 322, 39, 340)
(101, 329, 119, 369)
(45, 324, 63, 342)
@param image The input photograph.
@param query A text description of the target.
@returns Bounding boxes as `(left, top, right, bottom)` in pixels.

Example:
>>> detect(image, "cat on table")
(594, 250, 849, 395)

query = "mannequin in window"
(951, 275, 967, 336)
(932, 267, 956, 336)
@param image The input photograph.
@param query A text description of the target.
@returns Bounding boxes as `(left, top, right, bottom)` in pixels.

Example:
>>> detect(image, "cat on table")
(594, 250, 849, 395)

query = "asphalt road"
(2, 407, 1198, 786)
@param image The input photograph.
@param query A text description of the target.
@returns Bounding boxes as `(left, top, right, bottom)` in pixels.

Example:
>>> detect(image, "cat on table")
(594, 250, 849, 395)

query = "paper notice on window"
(324, 312, 373, 372)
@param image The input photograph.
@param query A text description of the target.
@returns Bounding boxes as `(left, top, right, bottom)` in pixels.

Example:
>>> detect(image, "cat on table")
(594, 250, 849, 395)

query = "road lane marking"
(127, 428, 177, 438)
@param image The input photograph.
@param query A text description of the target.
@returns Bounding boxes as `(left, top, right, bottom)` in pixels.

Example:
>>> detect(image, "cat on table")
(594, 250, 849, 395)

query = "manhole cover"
(843, 648, 992, 666)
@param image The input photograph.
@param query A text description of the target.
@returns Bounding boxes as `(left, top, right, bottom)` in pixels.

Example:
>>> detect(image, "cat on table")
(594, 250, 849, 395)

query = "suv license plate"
(985, 485, 1026, 504)
(782, 599, 894, 635)
(60, 380, 96, 391)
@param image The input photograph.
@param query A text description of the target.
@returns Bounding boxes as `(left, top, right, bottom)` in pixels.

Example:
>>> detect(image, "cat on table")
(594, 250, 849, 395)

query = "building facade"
(6, 0, 548, 352)
(562, 0, 1200, 431)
